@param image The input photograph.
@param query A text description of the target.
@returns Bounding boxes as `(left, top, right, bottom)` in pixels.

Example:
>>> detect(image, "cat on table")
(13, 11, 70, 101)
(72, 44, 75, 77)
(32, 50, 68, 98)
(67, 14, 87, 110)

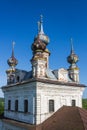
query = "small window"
(72, 100, 76, 106)
(8, 100, 11, 110)
(24, 100, 28, 113)
(15, 100, 18, 111)
(49, 100, 54, 112)
(17, 76, 20, 82)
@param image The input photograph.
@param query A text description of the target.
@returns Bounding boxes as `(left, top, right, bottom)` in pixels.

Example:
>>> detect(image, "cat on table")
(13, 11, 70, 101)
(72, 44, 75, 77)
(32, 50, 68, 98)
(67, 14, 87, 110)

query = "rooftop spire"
(37, 21, 40, 33)
(39, 15, 44, 34)
(12, 41, 15, 58)
(33, 15, 49, 47)
(70, 38, 74, 54)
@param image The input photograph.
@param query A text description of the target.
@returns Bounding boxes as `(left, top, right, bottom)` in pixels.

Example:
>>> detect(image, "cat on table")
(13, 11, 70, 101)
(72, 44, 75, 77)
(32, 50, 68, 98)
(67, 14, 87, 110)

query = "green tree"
(0, 98, 4, 115)
(82, 99, 87, 109)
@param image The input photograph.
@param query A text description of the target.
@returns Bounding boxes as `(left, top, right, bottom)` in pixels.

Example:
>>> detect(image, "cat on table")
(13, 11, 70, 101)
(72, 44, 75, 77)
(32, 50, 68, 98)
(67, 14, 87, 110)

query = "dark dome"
(7, 56, 18, 67)
(67, 53, 79, 64)
(32, 37, 46, 52)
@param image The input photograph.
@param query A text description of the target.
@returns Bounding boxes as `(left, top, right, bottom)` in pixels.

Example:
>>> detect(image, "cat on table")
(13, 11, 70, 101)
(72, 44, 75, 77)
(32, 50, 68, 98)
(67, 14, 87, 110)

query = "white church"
(0, 16, 86, 130)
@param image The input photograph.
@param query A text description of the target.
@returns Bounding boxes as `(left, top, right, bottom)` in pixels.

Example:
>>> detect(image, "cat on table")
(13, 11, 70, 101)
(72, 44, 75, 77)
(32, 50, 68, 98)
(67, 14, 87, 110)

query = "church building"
(0, 16, 86, 130)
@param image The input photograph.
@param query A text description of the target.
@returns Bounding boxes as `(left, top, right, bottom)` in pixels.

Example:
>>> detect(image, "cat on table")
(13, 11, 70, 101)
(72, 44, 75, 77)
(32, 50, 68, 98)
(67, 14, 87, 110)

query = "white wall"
(2, 80, 85, 125)
(3, 82, 36, 124)
(35, 82, 84, 124)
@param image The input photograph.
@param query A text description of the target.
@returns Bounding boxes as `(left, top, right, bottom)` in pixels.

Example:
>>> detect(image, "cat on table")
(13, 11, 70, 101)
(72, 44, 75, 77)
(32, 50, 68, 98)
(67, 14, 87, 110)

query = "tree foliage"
(82, 99, 87, 109)
(0, 98, 4, 115)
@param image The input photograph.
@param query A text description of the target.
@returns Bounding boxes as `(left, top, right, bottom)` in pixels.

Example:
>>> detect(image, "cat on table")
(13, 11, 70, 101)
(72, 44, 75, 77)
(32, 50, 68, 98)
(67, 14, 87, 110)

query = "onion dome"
(67, 39, 79, 65)
(7, 42, 18, 67)
(34, 15, 50, 45)
(31, 36, 46, 52)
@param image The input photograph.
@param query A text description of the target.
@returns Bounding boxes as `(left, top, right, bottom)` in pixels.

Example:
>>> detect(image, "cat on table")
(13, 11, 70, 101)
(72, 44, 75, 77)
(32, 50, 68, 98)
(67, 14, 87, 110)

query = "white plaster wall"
(2, 80, 85, 125)
(3, 82, 36, 124)
(35, 82, 84, 124)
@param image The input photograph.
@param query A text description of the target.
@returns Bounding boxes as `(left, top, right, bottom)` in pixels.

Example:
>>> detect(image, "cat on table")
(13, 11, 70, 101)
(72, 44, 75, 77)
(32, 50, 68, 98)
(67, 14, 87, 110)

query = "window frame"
(15, 100, 18, 112)
(72, 99, 76, 106)
(49, 99, 54, 112)
(24, 99, 28, 113)
(8, 100, 11, 110)
(17, 76, 20, 82)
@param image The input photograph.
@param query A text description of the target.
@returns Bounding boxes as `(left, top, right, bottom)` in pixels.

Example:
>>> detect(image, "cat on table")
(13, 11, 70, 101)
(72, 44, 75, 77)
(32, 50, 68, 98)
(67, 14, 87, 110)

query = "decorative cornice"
(2, 77, 86, 89)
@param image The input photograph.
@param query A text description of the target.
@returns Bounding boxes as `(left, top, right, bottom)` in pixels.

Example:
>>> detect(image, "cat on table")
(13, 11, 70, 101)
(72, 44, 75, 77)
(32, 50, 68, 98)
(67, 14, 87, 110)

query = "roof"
(2, 77, 86, 89)
(38, 106, 87, 130)
(1, 106, 87, 130)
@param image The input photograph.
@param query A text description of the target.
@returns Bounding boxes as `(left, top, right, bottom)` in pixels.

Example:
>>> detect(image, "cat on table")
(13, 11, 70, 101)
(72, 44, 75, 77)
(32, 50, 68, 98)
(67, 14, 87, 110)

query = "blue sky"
(0, 0, 87, 98)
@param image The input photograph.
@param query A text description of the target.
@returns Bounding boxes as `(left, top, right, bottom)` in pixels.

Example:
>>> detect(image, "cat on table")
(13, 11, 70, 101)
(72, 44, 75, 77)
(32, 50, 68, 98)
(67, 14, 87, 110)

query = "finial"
(70, 38, 74, 54)
(40, 14, 43, 23)
(39, 14, 44, 34)
(12, 41, 15, 57)
(37, 21, 40, 33)
(34, 15, 49, 45)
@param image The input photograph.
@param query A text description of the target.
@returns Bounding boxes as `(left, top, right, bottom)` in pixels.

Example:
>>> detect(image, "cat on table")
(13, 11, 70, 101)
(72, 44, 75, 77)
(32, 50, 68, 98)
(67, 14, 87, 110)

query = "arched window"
(15, 100, 18, 112)
(49, 100, 54, 112)
(8, 100, 11, 110)
(72, 100, 76, 106)
(24, 100, 28, 113)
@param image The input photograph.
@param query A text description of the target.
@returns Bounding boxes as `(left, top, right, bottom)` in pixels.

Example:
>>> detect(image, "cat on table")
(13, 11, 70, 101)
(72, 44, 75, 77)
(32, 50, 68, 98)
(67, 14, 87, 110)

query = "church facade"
(0, 16, 86, 129)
